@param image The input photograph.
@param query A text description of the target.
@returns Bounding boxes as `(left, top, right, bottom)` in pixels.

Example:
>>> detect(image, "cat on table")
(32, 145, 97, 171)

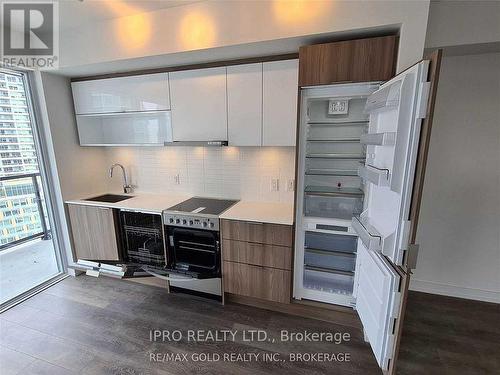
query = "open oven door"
(161, 226, 221, 279)
(352, 51, 442, 372)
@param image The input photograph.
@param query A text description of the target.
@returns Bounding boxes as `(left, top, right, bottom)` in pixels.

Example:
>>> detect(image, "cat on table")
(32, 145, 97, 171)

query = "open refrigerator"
(294, 61, 433, 370)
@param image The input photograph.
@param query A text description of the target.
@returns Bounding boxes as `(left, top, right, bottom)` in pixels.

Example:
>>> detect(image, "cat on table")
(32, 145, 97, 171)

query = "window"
(0, 71, 45, 246)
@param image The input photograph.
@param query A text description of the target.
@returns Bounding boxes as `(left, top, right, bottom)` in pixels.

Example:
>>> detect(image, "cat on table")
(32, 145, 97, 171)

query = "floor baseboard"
(409, 279, 500, 304)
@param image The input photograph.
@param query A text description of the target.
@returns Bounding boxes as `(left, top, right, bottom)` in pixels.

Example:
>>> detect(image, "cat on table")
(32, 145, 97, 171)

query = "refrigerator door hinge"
(398, 219, 412, 264)
(392, 317, 398, 334)
(416, 81, 431, 119)
(406, 243, 420, 270)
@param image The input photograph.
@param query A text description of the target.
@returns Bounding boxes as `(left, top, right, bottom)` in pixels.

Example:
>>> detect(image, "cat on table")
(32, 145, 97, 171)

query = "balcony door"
(0, 68, 64, 309)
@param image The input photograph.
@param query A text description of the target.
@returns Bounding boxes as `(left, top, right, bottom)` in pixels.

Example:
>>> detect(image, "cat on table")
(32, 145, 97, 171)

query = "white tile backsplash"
(105, 146, 295, 203)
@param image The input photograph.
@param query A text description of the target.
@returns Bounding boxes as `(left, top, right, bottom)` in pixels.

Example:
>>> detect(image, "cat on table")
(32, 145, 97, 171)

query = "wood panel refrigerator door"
(227, 63, 263, 146)
(71, 73, 170, 114)
(169, 67, 227, 141)
(262, 59, 299, 146)
(354, 239, 400, 370)
(354, 61, 431, 265)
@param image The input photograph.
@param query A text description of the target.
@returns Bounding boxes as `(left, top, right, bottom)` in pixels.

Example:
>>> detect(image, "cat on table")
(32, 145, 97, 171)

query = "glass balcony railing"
(0, 173, 51, 250)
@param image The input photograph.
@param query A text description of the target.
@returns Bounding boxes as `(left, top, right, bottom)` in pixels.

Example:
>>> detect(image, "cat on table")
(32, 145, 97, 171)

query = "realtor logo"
(1, 1, 59, 69)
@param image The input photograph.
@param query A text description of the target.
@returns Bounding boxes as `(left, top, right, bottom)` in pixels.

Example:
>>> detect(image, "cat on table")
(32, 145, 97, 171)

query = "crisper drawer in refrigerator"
(303, 268, 354, 295)
(305, 231, 357, 253)
(304, 250, 356, 272)
(304, 192, 363, 220)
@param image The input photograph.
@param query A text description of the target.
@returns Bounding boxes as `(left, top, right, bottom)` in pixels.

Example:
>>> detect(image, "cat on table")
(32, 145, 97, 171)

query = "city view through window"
(0, 71, 49, 248)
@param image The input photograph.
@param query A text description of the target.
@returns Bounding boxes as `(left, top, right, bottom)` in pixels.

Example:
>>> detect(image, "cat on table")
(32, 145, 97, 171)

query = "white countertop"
(220, 201, 295, 226)
(65, 192, 190, 214)
(66, 193, 295, 225)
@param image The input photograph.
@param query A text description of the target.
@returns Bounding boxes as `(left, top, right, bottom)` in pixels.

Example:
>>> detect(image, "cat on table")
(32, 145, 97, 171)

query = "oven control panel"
(162, 212, 219, 231)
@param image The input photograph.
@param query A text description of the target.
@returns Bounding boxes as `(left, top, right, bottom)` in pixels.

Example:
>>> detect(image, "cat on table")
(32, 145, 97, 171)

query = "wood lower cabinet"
(67, 204, 120, 261)
(221, 219, 293, 304)
(223, 261, 291, 304)
(221, 220, 293, 247)
(298, 36, 398, 86)
(222, 239, 292, 270)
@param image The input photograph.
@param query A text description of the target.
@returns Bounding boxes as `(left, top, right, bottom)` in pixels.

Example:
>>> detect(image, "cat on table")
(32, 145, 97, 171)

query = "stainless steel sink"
(84, 194, 133, 203)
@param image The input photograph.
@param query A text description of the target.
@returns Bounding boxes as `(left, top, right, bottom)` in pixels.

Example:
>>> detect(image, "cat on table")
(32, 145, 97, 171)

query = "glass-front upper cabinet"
(71, 73, 170, 115)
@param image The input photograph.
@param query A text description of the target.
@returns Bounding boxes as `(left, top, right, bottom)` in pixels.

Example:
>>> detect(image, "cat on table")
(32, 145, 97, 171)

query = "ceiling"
(59, 0, 202, 31)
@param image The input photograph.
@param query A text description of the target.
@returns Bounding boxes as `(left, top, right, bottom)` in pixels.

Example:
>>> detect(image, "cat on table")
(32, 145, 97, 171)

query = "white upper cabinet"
(71, 73, 170, 114)
(227, 63, 263, 146)
(169, 67, 227, 142)
(262, 59, 299, 146)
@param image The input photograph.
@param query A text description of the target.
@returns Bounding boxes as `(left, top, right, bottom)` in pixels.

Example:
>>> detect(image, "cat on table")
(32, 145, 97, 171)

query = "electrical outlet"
(271, 178, 279, 192)
(287, 178, 295, 192)
(173, 174, 180, 185)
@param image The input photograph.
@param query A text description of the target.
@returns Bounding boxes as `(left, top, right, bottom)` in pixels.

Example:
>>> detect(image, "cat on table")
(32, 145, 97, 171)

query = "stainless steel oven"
(164, 225, 220, 279)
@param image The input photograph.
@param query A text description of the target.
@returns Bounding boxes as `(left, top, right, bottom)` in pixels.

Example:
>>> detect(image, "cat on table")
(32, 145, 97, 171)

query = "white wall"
(104, 146, 295, 203)
(410, 53, 500, 303)
(425, 0, 500, 49)
(58, 0, 429, 75)
(39, 73, 109, 199)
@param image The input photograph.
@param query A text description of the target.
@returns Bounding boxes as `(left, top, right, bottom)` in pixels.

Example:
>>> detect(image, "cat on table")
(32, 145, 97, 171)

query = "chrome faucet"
(109, 163, 132, 194)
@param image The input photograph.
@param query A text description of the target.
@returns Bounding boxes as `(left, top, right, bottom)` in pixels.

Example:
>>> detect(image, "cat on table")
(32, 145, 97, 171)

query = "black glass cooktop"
(166, 197, 238, 216)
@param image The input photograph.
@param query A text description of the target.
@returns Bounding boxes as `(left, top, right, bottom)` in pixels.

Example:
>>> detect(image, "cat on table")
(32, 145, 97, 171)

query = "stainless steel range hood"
(164, 141, 228, 147)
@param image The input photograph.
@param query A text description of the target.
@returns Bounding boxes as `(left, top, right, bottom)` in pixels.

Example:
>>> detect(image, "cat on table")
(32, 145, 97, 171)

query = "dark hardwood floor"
(1, 277, 498, 374)
(398, 291, 500, 374)
(0, 276, 380, 375)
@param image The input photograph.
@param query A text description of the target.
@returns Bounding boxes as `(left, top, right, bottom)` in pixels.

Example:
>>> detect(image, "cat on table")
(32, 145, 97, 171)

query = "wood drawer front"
(222, 239, 292, 270)
(221, 220, 293, 247)
(223, 261, 291, 303)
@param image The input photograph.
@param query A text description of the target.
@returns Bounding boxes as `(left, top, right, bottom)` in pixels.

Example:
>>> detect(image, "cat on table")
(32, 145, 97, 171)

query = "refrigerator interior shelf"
(308, 120, 368, 126)
(305, 265, 355, 276)
(358, 165, 390, 186)
(305, 186, 364, 196)
(305, 168, 359, 176)
(307, 137, 361, 143)
(305, 247, 356, 257)
(360, 132, 396, 146)
(306, 153, 366, 160)
(352, 216, 382, 251)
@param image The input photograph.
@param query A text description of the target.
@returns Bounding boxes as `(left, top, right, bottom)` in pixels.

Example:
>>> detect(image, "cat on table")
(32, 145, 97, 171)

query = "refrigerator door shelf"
(364, 80, 402, 114)
(358, 165, 390, 186)
(352, 215, 383, 252)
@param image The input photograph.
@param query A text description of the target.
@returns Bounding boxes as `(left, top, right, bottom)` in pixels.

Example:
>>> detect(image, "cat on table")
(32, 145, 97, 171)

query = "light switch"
(271, 178, 279, 192)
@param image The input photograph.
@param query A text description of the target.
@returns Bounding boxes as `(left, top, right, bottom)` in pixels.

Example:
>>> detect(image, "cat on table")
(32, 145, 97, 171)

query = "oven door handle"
(142, 268, 195, 282)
